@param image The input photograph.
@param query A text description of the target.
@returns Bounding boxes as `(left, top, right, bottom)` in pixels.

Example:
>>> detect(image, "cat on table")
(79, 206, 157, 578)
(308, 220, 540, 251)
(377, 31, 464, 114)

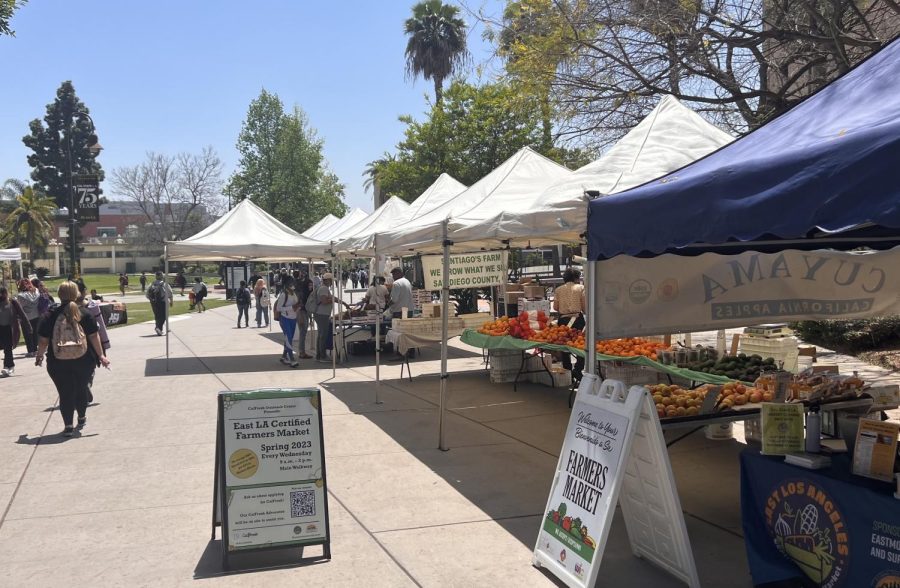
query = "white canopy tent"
(330, 197, 410, 248)
(376, 147, 573, 254)
(309, 208, 370, 243)
(447, 96, 734, 248)
(1, 248, 24, 283)
(302, 213, 339, 238)
(402, 173, 468, 223)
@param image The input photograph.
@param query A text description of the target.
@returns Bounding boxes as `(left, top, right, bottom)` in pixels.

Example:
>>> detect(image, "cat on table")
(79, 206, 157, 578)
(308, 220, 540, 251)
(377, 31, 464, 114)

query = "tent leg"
(165, 247, 170, 372)
(331, 248, 336, 379)
(585, 261, 596, 376)
(438, 222, 451, 451)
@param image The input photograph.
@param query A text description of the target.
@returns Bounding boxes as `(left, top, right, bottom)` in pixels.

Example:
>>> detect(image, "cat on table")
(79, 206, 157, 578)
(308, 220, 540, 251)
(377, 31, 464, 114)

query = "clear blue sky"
(0, 1, 502, 213)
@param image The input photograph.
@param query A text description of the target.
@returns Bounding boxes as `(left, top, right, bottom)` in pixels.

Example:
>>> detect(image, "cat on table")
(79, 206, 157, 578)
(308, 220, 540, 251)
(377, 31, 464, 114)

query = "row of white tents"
(165, 95, 735, 449)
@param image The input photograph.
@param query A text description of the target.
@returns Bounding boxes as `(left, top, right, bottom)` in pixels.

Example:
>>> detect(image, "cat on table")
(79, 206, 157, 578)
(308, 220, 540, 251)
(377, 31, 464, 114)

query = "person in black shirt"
(35, 281, 110, 436)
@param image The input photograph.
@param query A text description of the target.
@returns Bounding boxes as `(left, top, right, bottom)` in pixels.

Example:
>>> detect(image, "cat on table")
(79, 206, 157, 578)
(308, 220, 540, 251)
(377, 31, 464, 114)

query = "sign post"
(533, 377, 699, 587)
(73, 174, 100, 222)
(213, 388, 331, 570)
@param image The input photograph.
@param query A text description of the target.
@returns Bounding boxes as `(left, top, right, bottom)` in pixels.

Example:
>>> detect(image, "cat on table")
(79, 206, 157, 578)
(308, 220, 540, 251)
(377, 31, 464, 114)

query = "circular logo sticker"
(874, 572, 900, 588)
(766, 480, 848, 587)
(228, 448, 259, 479)
(657, 278, 679, 301)
(628, 280, 652, 304)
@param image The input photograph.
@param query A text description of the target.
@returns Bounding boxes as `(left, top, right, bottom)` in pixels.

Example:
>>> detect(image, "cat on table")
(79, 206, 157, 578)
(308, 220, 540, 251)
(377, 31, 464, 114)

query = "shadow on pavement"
(193, 539, 329, 578)
(16, 431, 99, 445)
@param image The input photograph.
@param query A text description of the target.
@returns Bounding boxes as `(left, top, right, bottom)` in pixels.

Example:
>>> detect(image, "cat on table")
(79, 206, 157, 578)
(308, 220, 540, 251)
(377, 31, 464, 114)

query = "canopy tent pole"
(585, 261, 596, 377)
(165, 246, 170, 372)
(331, 245, 337, 379)
(374, 247, 382, 403)
(438, 220, 451, 451)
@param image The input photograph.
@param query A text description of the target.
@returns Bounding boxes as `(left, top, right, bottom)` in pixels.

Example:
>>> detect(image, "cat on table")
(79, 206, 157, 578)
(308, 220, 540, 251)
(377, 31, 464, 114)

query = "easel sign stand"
(533, 374, 700, 588)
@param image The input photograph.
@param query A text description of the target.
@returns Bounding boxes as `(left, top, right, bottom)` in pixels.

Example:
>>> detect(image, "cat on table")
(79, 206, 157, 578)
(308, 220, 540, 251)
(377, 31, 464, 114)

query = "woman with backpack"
(273, 278, 300, 367)
(35, 281, 110, 437)
(254, 278, 270, 328)
(235, 280, 251, 328)
(192, 277, 207, 313)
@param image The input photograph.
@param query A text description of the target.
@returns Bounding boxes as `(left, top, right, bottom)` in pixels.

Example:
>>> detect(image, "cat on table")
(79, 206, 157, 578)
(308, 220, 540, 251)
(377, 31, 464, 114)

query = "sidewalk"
(1, 305, 896, 586)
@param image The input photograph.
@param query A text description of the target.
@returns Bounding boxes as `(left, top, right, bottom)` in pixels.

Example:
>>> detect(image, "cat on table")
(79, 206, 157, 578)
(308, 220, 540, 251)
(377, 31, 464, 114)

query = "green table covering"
(460, 329, 737, 386)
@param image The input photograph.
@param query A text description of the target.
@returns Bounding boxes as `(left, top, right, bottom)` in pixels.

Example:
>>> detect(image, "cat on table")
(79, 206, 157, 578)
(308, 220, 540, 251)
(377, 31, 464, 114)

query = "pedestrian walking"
(350, 268, 359, 289)
(296, 270, 313, 359)
(33, 278, 54, 319)
(313, 273, 337, 362)
(35, 281, 110, 437)
(359, 268, 368, 289)
(0, 286, 33, 377)
(254, 278, 270, 327)
(235, 280, 251, 328)
(192, 277, 207, 312)
(139, 272, 147, 292)
(15, 278, 40, 357)
(146, 271, 173, 336)
(80, 291, 110, 405)
(118, 273, 128, 296)
(175, 272, 187, 296)
(273, 279, 300, 367)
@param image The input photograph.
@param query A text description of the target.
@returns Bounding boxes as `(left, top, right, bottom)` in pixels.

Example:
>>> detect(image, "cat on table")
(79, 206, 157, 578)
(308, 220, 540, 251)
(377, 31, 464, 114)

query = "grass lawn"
(113, 298, 232, 328)
(41, 274, 221, 296)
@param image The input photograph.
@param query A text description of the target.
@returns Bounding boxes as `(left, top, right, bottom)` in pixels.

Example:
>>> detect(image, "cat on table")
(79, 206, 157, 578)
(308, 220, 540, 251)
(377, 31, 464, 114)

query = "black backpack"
(147, 280, 167, 303)
(237, 287, 251, 305)
(199, 283, 208, 297)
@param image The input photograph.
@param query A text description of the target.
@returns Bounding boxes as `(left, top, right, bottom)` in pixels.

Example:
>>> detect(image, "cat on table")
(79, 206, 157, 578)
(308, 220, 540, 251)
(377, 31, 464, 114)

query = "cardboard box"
(523, 285, 545, 299)
(505, 292, 523, 304)
(505, 283, 524, 292)
(519, 298, 551, 314)
(421, 303, 441, 318)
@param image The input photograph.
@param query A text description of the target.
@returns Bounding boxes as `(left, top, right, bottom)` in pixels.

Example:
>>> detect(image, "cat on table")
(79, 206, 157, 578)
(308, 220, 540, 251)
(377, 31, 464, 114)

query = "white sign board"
(534, 377, 699, 588)
(594, 248, 900, 338)
(217, 388, 330, 554)
(421, 251, 508, 291)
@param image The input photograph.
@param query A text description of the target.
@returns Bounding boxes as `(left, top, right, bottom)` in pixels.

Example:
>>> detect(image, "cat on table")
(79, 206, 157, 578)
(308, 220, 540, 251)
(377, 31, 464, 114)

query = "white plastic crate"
(740, 334, 799, 373)
(488, 349, 522, 371)
(490, 366, 521, 383)
(530, 366, 573, 388)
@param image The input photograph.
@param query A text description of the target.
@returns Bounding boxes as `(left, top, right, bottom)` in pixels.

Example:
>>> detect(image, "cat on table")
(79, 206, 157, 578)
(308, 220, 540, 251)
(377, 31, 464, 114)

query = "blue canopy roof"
(588, 38, 900, 260)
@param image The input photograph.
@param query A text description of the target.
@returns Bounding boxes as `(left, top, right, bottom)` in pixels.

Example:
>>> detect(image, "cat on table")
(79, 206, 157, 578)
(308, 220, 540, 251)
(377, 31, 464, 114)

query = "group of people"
(0, 277, 111, 437)
(345, 267, 369, 289)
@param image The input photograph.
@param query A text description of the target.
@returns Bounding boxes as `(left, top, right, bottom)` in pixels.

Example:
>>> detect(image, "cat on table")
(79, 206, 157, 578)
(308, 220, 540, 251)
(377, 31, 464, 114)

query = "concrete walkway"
(1, 304, 897, 587)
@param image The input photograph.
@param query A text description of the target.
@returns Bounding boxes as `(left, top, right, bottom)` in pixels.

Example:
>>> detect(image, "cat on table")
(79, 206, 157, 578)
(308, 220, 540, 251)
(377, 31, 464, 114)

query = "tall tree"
(0, 0, 27, 37)
(110, 147, 224, 245)
(225, 90, 347, 231)
(23, 81, 104, 209)
(481, 0, 897, 146)
(404, 0, 469, 104)
(3, 185, 55, 260)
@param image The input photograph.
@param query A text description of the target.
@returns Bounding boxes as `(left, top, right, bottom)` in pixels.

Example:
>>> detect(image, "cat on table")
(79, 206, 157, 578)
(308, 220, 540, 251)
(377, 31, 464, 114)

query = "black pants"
(0, 325, 13, 369)
(48, 357, 94, 427)
(28, 317, 40, 353)
(237, 304, 249, 326)
(559, 314, 585, 382)
(152, 301, 167, 331)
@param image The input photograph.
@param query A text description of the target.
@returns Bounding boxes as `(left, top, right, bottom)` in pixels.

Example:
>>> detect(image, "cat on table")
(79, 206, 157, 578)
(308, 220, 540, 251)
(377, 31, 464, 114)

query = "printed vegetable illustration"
(562, 516, 572, 532)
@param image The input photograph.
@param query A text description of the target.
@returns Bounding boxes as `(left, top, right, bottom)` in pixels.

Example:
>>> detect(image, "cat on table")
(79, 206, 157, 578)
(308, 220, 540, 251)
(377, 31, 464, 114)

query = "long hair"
(57, 281, 82, 324)
(255, 279, 266, 294)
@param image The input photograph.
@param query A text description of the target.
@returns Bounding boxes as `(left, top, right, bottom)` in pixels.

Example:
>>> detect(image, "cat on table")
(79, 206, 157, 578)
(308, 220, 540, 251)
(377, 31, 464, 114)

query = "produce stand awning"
(333, 197, 410, 254)
(306, 208, 369, 242)
(587, 37, 900, 260)
(0, 248, 22, 261)
(301, 213, 339, 238)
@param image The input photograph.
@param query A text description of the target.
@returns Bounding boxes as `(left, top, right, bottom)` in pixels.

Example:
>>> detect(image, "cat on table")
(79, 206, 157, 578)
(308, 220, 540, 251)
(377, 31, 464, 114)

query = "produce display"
(595, 338, 667, 360)
(649, 381, 772, 419)
(684, 353, 777, 382)
(756, 370, 865, 402)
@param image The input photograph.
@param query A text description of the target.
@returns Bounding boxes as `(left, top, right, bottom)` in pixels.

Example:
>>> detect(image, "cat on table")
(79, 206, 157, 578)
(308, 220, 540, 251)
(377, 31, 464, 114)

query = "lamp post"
(64, 111, 102, 278)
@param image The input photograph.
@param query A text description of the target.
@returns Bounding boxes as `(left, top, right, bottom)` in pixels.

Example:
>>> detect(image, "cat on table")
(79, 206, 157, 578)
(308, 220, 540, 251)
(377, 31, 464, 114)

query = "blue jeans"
(279, 316, 297, 361)
(237, 304, 249, 326)
(256, 304, 269, 326)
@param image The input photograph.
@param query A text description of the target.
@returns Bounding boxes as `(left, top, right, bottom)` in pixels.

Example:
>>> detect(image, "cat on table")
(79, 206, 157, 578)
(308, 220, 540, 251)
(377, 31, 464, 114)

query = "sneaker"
(77, 417, 87, 430)
(155, 327, 162, 336)
(4, 367, 13, 376)
(290, 361, 300, 368)
(0, 368, 8, 377)
(25, 352, 35, 358)
(280, 357, 290, 365)
(62, 426, 75, 437)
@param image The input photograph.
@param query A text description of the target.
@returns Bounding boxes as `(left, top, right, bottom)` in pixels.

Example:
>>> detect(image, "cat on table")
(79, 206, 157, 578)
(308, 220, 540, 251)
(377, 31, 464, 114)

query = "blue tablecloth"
(740, 447, 900, 588)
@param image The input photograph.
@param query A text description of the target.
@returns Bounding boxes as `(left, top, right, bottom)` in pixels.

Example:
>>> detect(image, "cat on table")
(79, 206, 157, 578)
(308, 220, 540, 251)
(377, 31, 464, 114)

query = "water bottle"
(806, 405, 821, 453)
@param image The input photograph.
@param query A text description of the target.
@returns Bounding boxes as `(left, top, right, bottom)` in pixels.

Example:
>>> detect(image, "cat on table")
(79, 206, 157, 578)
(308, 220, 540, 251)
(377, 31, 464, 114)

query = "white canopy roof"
(448, 96, 734, 248)
(0, 248, 22, 261)
(166, 199, 329, 261)
(377, 147, 572, 253)
(302, 213, 339, 238)
(310, 208, 370, 243)
(333, 197, 411, 254)
(403, 173, 467, 221)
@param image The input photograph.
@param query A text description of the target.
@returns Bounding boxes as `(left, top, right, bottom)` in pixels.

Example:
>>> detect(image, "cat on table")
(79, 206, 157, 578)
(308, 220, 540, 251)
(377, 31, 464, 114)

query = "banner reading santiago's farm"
(421, 251, 508, 291)
(594, 247, 900, 337)
(535, 398, 630, 584)
(220, 389, 328, 551)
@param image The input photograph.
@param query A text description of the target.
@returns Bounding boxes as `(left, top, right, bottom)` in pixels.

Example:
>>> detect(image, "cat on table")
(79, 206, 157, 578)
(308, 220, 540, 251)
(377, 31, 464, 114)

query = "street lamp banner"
(73, 174, 100, 222)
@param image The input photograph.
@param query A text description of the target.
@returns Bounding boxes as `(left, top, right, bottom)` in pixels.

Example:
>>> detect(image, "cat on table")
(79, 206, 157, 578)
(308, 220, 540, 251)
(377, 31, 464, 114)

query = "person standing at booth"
(553, 268, 586, 386)
(387, 267, 413, 319)
(314, 273, 336, 363)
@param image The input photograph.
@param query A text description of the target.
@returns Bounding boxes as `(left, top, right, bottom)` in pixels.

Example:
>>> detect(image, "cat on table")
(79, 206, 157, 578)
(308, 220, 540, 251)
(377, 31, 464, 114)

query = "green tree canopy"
(225, 90, 347, 232)
(404, 0, 469, 104)
(22, 81, 104, 210)
(372, 80, 591, 202)
(0, 0, 27, 37)
(3, 184, 55, 260)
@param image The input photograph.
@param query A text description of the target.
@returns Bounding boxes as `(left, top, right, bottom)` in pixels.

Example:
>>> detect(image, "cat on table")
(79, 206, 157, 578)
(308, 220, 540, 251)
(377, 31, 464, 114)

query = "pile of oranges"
(595, 338, 666, 360)
(478, 316, 512, 336)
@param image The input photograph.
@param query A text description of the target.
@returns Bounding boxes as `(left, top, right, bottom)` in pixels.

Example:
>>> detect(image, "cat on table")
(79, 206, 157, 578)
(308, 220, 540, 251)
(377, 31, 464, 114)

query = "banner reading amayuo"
(594, 247, 900, 338)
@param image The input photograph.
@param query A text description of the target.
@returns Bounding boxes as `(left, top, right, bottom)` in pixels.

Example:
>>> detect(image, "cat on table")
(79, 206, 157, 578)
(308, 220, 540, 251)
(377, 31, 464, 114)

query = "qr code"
(291, 489, 316, 518)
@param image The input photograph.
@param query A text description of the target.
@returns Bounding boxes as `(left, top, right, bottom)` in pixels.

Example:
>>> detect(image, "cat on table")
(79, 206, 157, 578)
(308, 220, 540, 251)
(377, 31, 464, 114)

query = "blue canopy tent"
(587, 37, 900, 260)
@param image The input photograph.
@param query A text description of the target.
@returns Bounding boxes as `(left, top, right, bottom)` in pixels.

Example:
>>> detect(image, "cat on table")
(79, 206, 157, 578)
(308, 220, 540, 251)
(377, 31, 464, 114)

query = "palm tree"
(4, 185, 56, 261)
(362, 152, 395, 193)
(404, 0, 468, 105)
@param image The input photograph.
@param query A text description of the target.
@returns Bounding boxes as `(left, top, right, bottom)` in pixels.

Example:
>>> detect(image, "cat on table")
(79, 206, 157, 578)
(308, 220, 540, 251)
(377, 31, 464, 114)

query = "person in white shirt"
(192, 277, 207, 313)
(364, 276, 389, 312)
(273, 279, 300, 367)
(387, 267, 413, 318)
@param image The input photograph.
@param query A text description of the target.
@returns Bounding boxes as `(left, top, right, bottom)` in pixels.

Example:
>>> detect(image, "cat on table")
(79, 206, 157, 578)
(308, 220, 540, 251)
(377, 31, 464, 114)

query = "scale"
(743, 324, 793, 338)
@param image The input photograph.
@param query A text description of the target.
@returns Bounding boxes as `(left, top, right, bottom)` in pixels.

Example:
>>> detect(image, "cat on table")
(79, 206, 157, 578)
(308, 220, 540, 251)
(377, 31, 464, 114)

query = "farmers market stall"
(585, 38, 900, 587)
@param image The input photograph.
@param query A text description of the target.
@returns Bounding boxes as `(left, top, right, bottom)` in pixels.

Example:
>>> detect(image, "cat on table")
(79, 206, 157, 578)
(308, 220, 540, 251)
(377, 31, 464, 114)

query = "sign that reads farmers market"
(214, 388, 331, 565)
(594, 247, 900, 338)
(421, 251, 508, 291)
